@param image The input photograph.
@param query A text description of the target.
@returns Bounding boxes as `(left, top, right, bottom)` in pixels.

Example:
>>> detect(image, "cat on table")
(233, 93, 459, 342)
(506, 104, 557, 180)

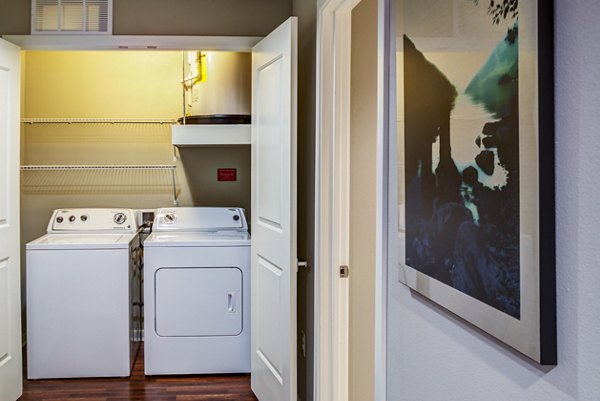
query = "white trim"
(374, 0, 391, 400)
(2, 34, 261, 51)
(172, 125, 251, 147)
(314, 0, 360, 400)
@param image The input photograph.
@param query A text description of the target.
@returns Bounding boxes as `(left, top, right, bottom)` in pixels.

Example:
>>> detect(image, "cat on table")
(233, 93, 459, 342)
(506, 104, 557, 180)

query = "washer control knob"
(114, 212, 127, 225)
(164, 213, 176, 223)
(69, 215, 76, 222)
(81, 215, 88, 222)
(233, 215, 240, 221)
(56, 216, 64, 223)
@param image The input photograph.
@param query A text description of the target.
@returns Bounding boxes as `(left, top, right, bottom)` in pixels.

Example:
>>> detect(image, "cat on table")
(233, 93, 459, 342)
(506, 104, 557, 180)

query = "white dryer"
(26, 208, 142, 379)
(143, 207, 250, 375)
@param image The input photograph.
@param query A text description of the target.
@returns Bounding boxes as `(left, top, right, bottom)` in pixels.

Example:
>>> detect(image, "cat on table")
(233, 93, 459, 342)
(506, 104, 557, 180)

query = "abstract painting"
(395, 0, 555, 364)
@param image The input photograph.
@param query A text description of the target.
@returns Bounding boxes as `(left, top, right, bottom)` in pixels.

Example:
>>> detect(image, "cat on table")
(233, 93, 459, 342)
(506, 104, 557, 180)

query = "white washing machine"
(143, 207, 250, 375)
(26, 208, 142, 379)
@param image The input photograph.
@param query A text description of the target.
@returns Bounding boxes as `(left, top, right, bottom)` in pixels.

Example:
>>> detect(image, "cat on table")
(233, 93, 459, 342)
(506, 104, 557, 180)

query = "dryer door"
(155, 267, 243, 337)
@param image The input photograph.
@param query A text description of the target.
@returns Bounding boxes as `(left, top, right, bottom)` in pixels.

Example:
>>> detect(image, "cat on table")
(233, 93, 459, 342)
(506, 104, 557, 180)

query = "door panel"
(256, 256, 284, 381)
(155, 267, 243, 337)
(0, 69, 8, 225)
(256, 58, 284, 229)
(251, 17, 298, 401)
(0, 259, 10, 356)
(0, 38, 22, 401)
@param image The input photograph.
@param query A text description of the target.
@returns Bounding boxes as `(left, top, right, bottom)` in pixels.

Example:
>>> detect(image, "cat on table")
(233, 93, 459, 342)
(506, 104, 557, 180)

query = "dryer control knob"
(114, 212, 127, 225)
(69, 215, 76, 222)
(164, 213, 176, 223)
(233, 215, 240, 221)
(56, 216, 64, 223)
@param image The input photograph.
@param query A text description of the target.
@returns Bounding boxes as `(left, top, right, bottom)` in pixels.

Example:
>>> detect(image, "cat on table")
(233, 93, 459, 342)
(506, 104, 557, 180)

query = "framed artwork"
(394, 0, 555, 364)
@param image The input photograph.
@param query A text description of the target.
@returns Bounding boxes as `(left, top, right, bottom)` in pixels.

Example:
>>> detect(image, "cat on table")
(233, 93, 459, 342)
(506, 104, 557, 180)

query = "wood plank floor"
(19, 345, 258, 401)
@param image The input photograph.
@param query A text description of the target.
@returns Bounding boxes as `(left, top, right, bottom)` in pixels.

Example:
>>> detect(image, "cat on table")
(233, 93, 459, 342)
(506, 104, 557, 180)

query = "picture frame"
(393, 0, 556, 364)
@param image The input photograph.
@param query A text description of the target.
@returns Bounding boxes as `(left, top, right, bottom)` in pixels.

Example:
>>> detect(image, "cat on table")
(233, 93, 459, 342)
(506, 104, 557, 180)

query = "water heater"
(183, 51, 251, 123)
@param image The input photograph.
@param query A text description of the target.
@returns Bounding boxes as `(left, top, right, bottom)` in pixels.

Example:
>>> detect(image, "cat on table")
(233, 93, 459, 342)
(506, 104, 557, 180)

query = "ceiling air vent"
(31, 0, 112, 34)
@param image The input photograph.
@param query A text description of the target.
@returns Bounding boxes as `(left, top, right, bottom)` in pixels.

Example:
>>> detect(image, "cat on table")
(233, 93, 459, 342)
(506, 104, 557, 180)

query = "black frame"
(537, 0, 556, 366)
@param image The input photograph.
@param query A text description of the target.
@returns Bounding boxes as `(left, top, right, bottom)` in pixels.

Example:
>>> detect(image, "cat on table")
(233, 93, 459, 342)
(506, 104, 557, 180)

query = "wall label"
(217, 168, 237, 182)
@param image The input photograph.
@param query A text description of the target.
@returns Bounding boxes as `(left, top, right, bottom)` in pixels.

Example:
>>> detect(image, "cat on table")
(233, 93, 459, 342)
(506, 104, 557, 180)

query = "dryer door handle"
(227, 291, 236, 313)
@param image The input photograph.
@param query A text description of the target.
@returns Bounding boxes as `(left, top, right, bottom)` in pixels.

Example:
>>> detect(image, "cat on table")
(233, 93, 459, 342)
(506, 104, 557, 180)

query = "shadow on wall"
(178, 146, 251, 222)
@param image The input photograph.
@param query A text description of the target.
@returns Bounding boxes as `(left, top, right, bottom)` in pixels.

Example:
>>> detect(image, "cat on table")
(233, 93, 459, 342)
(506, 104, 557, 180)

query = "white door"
(251, 17, 298, 401)
(0, 38, 23, 401)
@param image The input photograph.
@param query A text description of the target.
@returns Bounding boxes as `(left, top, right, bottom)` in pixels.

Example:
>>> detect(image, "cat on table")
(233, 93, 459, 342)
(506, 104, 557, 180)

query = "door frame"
(314, 1, 358, 400)
(314, 0, 391, 399)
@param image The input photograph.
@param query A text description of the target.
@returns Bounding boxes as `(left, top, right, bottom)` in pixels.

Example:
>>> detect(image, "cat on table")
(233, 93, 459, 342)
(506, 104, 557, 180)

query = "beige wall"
(0, 0, 292, 36)
(0, 0, 30, 35)
(21, 50, 251, 266)
(349, 0, 378, 400)
(113, 0, 291, 36)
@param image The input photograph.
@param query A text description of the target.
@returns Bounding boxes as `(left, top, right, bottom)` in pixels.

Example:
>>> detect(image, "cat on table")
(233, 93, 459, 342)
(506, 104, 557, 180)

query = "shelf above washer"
(172, 124, 251, 147)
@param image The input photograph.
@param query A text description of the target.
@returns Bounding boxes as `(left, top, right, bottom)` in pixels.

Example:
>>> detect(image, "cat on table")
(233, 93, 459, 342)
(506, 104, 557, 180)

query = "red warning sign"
(217, 168, 237, 181)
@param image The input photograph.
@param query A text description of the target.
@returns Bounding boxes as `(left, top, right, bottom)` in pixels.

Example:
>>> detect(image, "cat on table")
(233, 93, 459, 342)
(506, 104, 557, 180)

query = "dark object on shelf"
(177, 114, 251, 125)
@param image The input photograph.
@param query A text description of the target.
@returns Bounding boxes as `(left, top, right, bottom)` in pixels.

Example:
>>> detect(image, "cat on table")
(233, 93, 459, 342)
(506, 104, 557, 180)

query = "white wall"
(386, 0, 600, 400)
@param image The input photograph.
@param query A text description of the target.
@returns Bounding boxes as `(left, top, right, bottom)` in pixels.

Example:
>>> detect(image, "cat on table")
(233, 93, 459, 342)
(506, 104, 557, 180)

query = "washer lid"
(144, 232, 250, 247)
(26, 233, 136, 250)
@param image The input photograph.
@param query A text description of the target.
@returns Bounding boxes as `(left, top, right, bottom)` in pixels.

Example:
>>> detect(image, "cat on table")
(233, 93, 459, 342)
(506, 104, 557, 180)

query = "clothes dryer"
(143, 207, 250, 375)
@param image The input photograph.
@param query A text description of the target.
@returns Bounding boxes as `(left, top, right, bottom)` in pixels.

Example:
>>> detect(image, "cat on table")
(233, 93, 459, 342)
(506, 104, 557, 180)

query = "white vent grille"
(32, 0, 112, 34)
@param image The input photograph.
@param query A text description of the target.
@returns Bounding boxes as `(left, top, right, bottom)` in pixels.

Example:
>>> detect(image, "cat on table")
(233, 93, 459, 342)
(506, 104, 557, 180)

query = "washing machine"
(143, 207, 250, 375)
(26, 208, 142, 379)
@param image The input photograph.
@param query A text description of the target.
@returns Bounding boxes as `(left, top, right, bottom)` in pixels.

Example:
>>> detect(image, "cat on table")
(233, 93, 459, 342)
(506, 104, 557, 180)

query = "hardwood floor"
(19, 345, 258, 401)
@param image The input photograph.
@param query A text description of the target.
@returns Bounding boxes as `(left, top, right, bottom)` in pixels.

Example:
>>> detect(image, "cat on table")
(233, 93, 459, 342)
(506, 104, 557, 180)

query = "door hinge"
(339, 265, 349, 278)
(297, 258, 309, 273)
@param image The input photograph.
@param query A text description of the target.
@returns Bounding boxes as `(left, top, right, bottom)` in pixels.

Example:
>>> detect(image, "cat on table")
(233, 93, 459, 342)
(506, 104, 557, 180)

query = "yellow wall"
(21, 50, 251, 249)
(349, 0, 378, 399)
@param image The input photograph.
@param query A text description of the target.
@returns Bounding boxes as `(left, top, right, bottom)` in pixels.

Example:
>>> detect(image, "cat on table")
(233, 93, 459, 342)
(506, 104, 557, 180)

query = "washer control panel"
(48, 209, 137, 233)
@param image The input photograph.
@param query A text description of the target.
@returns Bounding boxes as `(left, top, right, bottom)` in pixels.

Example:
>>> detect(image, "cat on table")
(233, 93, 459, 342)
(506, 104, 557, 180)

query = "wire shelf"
(21, 165, 178, 195)
(22, 118, 177, 124)
(21, 164, 176, 171)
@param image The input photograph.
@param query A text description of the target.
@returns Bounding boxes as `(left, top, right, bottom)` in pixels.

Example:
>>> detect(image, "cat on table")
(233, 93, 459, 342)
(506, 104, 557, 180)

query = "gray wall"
(292, 0, 317, 400)
(0, 0, 292, 36)
(386, 0, 600, 399)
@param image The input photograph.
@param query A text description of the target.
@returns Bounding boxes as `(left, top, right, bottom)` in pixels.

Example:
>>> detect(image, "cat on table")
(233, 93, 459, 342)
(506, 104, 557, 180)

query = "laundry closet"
(1, 9, 298, 400)
(13, 17, 299, 400)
